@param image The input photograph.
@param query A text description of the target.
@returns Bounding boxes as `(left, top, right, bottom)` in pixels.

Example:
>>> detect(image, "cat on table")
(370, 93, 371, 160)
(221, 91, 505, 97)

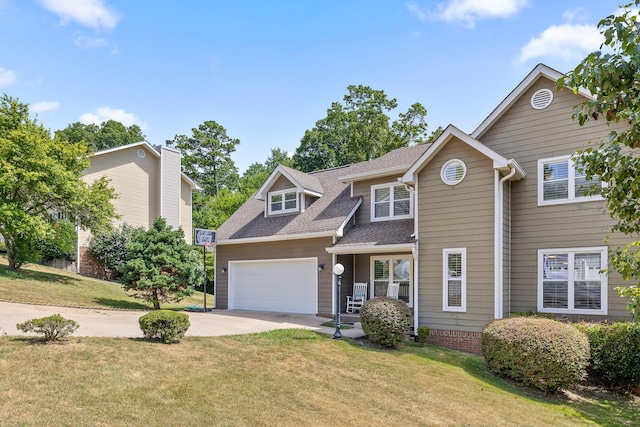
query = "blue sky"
(0, 0, 621, 173)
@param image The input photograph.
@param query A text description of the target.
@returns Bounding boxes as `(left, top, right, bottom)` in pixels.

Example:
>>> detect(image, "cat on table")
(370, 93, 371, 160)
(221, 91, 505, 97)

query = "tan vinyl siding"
(215, 237, 334, 314)
(160, 147, 181, 230)
(352, 176, 405, 225)
(80, 145, 159, 246)
(180, 179, 193, 244)
(271, 175, 295, 192)
(480, 77, 630, 320)
(418, 138, 495, 332)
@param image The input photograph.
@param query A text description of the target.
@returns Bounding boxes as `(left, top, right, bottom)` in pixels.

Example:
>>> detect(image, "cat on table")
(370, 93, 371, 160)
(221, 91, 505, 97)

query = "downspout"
(496, 166, 517, 319)
(403, 179, 419, 335)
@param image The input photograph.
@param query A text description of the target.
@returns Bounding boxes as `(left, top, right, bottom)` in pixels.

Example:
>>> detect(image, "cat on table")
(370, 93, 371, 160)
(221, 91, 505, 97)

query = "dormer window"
(371, 183, 412, 221)
(269, 189, 298, 214)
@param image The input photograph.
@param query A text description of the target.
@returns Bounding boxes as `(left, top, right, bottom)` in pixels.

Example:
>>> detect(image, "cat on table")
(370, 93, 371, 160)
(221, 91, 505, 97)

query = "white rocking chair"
(387, 282, 400, 299)
(346, 282, 368, 313)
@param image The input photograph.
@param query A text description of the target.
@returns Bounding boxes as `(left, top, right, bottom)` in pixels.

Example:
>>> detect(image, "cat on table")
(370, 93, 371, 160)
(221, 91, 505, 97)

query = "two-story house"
(77, 141, 200, 278)
(214, 64, 632, 354)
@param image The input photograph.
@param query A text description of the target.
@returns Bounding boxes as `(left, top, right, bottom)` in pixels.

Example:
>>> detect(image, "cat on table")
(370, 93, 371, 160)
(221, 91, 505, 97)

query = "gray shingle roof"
(331, 219, 415, 248)
(279, 164, 324, 195)
(216, 144, 430, 242)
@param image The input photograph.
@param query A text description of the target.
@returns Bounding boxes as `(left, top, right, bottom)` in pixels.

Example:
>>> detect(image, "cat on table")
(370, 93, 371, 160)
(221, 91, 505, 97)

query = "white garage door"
(229, 258, 318, 314)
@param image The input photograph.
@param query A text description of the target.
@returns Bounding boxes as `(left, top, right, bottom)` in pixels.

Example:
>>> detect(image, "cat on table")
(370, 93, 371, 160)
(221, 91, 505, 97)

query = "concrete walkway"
(0, 301, 365, 339)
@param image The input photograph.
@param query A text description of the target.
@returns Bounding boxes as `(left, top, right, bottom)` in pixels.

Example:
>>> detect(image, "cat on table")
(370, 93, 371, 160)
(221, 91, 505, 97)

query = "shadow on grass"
(92, 298, 151, 310)
(345, 338, 639, 427)
(0, 264, 81, 286)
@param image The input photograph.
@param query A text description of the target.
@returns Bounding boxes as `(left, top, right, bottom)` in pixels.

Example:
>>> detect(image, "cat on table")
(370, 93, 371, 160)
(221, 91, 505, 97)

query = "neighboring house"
(215, 64, 632, 354)
(77, 141, 200, 277)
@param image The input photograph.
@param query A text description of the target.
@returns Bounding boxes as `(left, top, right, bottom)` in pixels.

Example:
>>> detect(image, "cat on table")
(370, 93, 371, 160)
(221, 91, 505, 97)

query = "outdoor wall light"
(221, 266, 227, 273)
(318, 263, 324, 272)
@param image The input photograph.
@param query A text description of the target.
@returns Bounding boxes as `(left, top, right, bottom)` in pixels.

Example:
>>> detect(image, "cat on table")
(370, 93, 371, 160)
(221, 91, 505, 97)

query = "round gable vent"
(137, 149, 146, 158)
(531, 88, 553, 110)
(441, 159, 467, 186)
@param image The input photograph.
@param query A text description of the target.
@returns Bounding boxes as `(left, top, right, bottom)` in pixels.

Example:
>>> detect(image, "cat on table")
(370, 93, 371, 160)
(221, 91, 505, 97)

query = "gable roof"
(471, 63, 593, 140)
(255, 164, 324, 201)
(91, 140, 201, 190)
(402, 125, 525, 185)
(217, 145, 430, 244)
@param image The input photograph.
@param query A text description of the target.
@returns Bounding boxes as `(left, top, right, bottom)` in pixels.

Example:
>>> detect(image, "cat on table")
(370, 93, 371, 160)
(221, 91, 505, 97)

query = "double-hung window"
(538, 247, 607, 315)
(371, 183, 412, 221)
(443, 248, 466, 312)
(268, 189, 298, 214)
(538, 155, 603, 205)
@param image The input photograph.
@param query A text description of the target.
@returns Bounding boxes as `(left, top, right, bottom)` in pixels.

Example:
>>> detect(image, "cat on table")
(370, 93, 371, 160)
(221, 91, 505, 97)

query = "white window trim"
(267, 188, 298, 215)
(443, 248, 466, 312)
(370, 182, 413, 222)
(537, 246, 608, 315)
(370, 255, 413, 306)
(537, 155, 604, 206)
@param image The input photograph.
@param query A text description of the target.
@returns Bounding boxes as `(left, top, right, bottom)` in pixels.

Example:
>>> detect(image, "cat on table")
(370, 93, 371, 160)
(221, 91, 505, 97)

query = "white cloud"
(74, 34, 108, 49)
(80, 107, 147, 128)
(406, 3, 427, 21)
(31, 101, 60, 113)
(39, 0, 119, 31)
(517, 23, 603, 64)
(0, 67, 16, 86)
(434, 0, 528, 28)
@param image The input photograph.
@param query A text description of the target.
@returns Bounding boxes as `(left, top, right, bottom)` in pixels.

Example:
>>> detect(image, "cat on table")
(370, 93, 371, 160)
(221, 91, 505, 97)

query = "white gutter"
(325, 243, 415, 255)
(495, 165, 517, 319)
(216, 230, 335, 245)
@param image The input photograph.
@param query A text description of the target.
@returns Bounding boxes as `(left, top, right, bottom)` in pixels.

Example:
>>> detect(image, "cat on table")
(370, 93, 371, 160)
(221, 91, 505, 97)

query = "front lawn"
(0, 330, 637, 426)
(0, 257, 207, 310)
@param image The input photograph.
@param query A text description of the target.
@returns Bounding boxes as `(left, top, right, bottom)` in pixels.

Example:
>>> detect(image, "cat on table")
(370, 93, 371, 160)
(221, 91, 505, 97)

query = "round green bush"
(482, 317, 590, 392)
(139, 310, 191, 344)
(575, 322, 640, 390)
(360, 297, 412, 348)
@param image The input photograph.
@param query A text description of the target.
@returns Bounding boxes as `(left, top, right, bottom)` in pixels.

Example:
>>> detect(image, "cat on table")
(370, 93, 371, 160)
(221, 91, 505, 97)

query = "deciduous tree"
(0, 94, 117, 270)
(56, 120, 145, 151)
(292, 85, 430, 172)
(558, 0, 640, 317)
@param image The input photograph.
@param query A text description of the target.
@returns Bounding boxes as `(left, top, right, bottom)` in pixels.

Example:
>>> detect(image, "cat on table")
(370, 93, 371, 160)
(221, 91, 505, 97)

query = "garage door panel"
(229, 258, 317, 314)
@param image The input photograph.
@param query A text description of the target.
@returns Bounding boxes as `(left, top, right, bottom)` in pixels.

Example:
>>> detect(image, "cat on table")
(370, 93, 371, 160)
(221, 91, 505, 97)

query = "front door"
(371, 255, 412, 305)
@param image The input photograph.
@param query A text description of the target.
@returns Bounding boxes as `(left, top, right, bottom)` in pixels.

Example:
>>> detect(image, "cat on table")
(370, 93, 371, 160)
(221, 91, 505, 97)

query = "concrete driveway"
(0, 301, 364, 339)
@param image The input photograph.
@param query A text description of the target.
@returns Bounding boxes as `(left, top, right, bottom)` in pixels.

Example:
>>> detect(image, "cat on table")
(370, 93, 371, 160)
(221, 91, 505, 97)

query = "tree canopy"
(292, 85, 430, 172)
(558, 0, 640, 318)
(56, 120, 145, 152)
(172, 120, 240, 197)
(117, 217, 200, 309)
(0, 94, 117, 269)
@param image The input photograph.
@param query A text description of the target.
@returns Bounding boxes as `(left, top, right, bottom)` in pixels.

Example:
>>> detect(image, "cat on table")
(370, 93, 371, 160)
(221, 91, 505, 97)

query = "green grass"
(0, 257, 207, 310)
(0, 330, 637, 426)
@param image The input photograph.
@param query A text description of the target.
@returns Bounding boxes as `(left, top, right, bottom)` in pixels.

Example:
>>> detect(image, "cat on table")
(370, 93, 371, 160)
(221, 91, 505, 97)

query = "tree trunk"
(152, 288, 160, 310)
(6, 237, 19, 270)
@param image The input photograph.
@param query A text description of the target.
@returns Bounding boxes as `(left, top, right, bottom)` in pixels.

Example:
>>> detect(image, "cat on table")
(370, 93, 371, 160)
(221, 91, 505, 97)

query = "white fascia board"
(92, 140, 159, 158)
(401, 125, 510, 184)
(336, 198, 362, 237)
(339, 165, 410, 183)
(326, 243, 415, 255)
(471, 64, 593, 140)
(302, 189, 324, 198)
(181, 173, 202, 190)
(217, 230, 335, 245)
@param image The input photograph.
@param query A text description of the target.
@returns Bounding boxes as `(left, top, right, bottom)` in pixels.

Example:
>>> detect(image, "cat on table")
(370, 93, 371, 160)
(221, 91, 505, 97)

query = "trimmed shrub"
(139, 310, 191, 344)
(417, 326, 430, 346)
(16, 314, 79, 342)
(575, 322, 640, 390)
(482, 317, 590, 392)
(360, 297, 412, 348)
